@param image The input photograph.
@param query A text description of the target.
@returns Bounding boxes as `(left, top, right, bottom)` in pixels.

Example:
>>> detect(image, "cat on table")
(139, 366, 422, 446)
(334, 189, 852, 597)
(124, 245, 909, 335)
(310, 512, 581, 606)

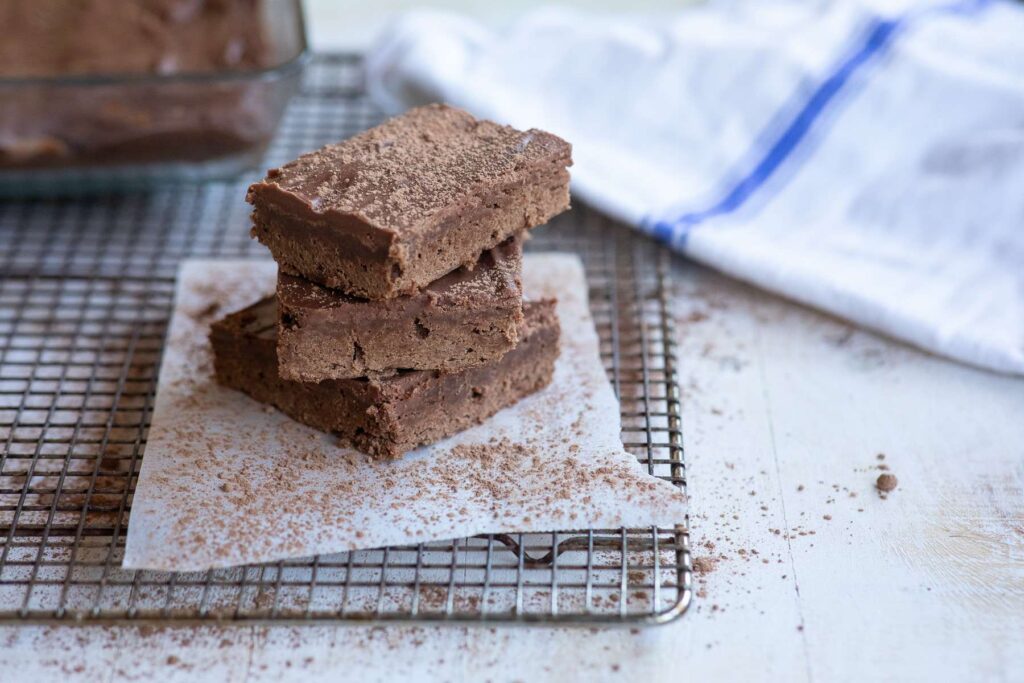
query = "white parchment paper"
(123, 254, 687, 571)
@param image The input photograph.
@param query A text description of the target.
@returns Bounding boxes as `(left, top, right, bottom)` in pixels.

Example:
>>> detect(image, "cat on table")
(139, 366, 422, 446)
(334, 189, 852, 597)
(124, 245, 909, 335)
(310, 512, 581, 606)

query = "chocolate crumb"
(876, 473, 898, 493)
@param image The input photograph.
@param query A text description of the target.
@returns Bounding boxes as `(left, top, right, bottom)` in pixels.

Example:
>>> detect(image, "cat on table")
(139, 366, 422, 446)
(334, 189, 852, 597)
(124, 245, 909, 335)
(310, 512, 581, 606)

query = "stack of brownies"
(209, 104, 573, 458)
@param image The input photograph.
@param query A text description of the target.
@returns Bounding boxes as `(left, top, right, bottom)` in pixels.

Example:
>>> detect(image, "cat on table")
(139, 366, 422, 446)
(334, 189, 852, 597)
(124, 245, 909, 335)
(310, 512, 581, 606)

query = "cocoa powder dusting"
(250, 104, 572, 233)
(693, 556, 718, 575)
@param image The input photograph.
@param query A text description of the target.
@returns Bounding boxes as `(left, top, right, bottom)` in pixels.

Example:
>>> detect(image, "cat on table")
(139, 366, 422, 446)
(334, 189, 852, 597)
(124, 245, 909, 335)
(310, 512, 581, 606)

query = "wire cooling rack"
(0, 55, 690, 626)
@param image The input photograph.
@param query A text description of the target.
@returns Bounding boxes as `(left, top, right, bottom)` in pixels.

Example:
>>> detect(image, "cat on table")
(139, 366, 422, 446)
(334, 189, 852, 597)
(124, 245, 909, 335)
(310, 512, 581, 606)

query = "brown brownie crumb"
(876, 473, 898, 494)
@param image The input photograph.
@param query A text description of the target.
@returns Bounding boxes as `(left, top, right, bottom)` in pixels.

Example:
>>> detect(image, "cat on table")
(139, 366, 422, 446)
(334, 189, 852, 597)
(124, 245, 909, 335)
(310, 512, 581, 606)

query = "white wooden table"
(2, 258, 1021, 682)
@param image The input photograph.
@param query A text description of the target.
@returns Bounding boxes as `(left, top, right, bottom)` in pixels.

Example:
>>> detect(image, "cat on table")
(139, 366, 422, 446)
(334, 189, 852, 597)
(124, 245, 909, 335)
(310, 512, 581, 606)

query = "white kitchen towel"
(365, 0, 1024, 375)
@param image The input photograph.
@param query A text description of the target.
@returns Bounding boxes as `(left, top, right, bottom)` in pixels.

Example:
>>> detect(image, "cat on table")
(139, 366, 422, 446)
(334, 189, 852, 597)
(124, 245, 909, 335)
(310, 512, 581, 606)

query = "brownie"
(277, 235, 524, 381)
(246, 104, 572, 299)
(0, 0, 279, 169)
(210, 296, 560, 459)
(0, 0, 270, 78)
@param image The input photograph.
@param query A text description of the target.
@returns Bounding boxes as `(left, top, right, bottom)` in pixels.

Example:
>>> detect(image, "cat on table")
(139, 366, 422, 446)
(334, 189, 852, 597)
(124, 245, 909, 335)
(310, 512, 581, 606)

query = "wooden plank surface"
(673, 262, 1024, 682)
(1, 258, 1021, 682)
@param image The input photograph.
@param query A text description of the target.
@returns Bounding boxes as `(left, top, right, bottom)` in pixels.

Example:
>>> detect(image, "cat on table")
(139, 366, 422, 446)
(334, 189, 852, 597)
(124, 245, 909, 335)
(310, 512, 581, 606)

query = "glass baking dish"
(0, 0, 308, 196)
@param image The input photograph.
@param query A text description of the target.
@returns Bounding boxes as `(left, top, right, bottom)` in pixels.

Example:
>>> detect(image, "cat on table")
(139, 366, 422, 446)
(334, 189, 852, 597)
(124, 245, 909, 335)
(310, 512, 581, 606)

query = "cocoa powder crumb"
(692, 556, 718, 575)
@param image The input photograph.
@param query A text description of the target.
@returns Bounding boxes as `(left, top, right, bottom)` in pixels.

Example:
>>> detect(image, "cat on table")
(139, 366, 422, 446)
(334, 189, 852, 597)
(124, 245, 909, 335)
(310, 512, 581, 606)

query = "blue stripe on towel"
(647, 0, 992, 249)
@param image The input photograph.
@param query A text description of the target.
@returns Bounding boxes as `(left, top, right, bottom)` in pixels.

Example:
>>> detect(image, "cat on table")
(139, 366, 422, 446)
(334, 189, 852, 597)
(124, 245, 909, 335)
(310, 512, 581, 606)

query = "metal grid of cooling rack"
(0, 54, 690, 626)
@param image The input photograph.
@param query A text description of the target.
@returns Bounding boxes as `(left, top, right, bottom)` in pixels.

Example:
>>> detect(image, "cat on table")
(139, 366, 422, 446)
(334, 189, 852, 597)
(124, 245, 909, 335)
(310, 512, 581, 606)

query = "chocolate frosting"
(249, 104, 573, 235)
(275, 236, 525, 380)
(278, 235, 522, 313)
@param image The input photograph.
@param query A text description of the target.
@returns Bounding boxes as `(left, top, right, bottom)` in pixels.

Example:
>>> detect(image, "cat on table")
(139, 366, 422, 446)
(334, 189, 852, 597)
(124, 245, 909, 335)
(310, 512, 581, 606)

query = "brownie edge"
(210, 296, 560, 459)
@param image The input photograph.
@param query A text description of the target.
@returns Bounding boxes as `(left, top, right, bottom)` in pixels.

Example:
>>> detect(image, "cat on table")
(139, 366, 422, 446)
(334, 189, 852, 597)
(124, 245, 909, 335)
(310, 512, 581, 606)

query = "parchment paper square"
(123, 254, 687, 571)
